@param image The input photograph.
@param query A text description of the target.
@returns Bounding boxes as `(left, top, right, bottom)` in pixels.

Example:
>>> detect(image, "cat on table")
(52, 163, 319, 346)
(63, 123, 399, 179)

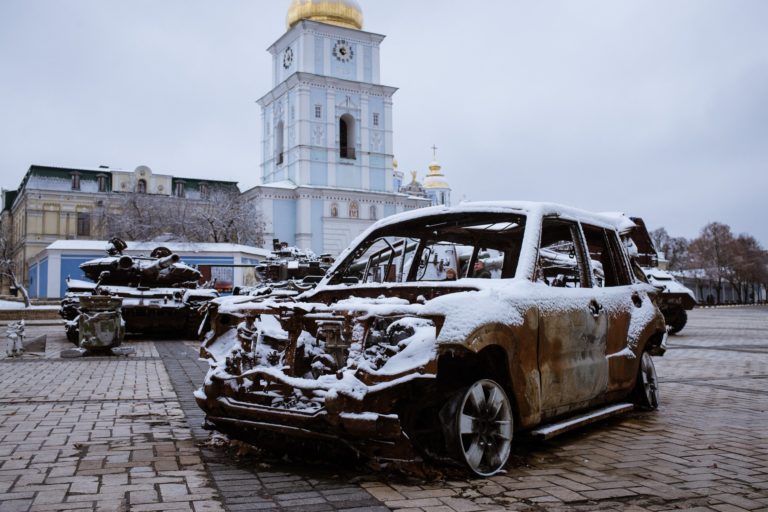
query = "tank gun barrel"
(142, 253, 180, 275)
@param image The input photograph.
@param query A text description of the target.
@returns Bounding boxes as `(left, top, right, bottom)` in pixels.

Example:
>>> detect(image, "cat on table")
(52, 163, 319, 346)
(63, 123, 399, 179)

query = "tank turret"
(80, 240, 200, 287)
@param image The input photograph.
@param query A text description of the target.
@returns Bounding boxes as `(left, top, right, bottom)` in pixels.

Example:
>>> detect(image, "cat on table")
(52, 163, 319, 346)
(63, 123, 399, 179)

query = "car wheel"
(441, 379, 513, 476)
(666, 308, 687, 335)
(634, 352, 660, 410)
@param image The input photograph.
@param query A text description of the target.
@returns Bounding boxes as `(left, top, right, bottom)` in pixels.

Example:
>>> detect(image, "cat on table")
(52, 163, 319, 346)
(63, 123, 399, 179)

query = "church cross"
(431, 144, 439, 160)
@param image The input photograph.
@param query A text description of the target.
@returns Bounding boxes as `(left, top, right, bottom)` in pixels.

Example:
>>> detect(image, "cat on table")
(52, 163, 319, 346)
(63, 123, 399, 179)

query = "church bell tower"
(258, 0, 398, 193)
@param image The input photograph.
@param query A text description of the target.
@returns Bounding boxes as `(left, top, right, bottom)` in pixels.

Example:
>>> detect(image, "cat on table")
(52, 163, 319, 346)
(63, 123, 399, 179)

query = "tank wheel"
(65, 323, 79, 345)
(441, 379, 513, 476)
(633, 352, 660, 410)
(666, 307, 688, 335)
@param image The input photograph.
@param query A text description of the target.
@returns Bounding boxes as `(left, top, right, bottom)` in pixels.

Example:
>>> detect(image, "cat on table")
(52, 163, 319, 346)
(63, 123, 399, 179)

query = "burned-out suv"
(195, 202, 667, 476)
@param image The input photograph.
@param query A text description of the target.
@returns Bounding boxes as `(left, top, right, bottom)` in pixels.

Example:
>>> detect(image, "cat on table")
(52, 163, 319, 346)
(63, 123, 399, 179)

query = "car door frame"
(536, 217, 611, 419)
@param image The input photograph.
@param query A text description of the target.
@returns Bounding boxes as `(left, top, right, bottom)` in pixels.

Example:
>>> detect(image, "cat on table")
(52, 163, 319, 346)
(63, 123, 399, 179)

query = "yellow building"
(1, 164, 238, 293)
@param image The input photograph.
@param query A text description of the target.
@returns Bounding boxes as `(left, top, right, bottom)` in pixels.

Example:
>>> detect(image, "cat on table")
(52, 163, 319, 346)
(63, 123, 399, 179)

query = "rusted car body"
(196, 202, 667, 476)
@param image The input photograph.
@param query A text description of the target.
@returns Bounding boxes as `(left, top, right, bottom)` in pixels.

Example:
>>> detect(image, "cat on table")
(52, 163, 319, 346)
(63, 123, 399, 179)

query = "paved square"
(1, 306, 767, 511)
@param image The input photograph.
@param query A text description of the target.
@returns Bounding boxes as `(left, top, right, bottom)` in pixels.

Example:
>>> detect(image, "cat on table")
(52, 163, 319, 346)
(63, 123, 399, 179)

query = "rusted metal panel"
(195, 204, 667, 476)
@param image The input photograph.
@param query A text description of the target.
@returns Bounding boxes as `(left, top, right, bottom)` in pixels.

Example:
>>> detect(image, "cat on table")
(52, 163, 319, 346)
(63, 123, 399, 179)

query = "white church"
(243, 0, 452, 256)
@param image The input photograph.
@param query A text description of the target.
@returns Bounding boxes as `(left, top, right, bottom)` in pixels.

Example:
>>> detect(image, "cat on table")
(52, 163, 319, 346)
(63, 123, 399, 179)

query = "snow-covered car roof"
(371, 201, 632, 233)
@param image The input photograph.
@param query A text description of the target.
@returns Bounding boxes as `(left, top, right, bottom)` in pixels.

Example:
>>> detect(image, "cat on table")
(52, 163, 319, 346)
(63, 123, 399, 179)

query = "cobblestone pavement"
(1, 306, 767, 511)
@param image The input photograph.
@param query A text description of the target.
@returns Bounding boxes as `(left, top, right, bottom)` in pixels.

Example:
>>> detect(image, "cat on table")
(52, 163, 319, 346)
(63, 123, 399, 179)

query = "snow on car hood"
(212, 278, 658, 345)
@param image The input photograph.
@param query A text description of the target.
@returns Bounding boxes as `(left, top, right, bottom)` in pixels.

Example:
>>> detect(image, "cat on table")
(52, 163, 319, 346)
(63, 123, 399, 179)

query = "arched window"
(276, 120, 285, 165)
(349, 201, 359, 219)
(330, 203, 339, 218)
(137, 179, 147, 194)
(370, 205, 377, 220)
(339, 114, 355, 159)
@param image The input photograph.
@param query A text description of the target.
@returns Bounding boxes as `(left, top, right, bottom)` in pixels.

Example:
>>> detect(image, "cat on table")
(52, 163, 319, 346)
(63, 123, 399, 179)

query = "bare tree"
(185, 189, 265, 245)
(730, 235, 768, 303)
(0, 217, 31, 307)
(688, 222, 735, 304)
(101, 190, 264, 246)
(650, 227, 690, 270)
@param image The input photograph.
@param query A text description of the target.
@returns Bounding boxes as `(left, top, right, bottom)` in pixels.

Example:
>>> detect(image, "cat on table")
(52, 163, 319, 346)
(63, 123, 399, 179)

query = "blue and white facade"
(26, 240, 270, 298)
(243, 15, 430, 257)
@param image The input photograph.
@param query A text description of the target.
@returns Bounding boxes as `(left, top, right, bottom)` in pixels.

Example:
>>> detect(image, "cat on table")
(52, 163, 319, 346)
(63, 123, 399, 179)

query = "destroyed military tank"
(61, 238, 219, 342)
(232, 239, 335, 298)
(614, 216, 697, 334)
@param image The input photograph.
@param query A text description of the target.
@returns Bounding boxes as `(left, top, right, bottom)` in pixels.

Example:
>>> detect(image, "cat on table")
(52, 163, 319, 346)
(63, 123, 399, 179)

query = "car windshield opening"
(328, 212, 526, 285)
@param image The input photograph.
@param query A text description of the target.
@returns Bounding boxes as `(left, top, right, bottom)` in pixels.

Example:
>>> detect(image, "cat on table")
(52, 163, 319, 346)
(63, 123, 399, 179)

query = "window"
(339, 114, 356, 159)
(373, 113, 379, 126)
(330, 203, 339, 218)
(200, 183, 209, 199)
(137, 179, 147, 194)
(76, 212, 91, 236)
(370, 205, 377, 220)
(71, 173, 81, 191)
(582, 224, 632, 287)
(328, 212, 526, 285)
(537, 219, 588, 288)
(175, 182, 185, 198)
(276, 120, 285, 165)
(349, 201, 359, 219)
(97, 175, 107, 193)
(315, 105, 322, 119)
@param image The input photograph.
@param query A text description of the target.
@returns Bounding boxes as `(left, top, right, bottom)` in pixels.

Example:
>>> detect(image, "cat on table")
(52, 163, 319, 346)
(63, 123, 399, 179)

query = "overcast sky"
(1, 0, 766, 245)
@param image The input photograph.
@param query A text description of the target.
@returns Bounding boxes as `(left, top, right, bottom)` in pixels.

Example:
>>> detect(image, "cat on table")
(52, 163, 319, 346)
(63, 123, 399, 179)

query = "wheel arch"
(436, 321, 541, 429)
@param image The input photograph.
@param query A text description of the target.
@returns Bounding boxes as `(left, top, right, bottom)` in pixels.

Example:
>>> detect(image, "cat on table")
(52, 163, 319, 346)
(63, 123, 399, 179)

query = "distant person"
(445, 268, 457, 281)
(473, 260, 491, 279)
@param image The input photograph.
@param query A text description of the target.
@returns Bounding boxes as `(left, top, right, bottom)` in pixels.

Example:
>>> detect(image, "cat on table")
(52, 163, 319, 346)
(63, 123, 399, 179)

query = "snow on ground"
(0, 300, 59, 310)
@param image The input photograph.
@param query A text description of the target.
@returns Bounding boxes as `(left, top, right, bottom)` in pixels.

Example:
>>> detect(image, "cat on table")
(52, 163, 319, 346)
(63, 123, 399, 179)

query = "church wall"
(310, 151, 328, 186)
(363, 45, 373, 83)
(311, 199, 324, 255)
(337, 164, 362, 189)
(314, 35, 325, 74)
(272, 199, 297, 246)
(369, 155, 386, 191)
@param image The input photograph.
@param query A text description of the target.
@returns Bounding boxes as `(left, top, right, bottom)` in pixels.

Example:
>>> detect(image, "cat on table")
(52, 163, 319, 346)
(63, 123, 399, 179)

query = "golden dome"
(287, 0, 363, 30)
(423, 161, 450, 190)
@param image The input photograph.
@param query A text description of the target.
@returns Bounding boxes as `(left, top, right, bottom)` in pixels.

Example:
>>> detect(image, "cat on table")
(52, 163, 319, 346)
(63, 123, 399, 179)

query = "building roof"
(45, 240, 271, 258)
(287, 0, 363, 30)
(7, 164, 240, 210)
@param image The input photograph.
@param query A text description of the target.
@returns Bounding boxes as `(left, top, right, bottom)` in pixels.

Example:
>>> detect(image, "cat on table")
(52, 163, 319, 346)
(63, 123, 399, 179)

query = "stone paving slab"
(0, 331, 224, 512)
(155, 341, 390, 512)
(1, 306, 767, 511)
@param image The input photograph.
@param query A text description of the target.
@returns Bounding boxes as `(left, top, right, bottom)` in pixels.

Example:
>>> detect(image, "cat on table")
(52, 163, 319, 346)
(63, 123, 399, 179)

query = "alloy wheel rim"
(642, 354, 659, 407)
(457, 379, 513, 476)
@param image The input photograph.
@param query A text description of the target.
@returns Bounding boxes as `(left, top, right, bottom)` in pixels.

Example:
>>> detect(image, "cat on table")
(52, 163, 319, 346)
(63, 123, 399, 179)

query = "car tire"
(666, 308, 687, 335)
(633, 352, 660, 410)
(440, 379, 513, 476)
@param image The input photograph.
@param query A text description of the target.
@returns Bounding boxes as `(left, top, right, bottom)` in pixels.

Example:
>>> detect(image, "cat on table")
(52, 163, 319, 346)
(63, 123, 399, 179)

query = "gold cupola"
(423, 161, 450, 190)
(287, 0, 364, 31)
